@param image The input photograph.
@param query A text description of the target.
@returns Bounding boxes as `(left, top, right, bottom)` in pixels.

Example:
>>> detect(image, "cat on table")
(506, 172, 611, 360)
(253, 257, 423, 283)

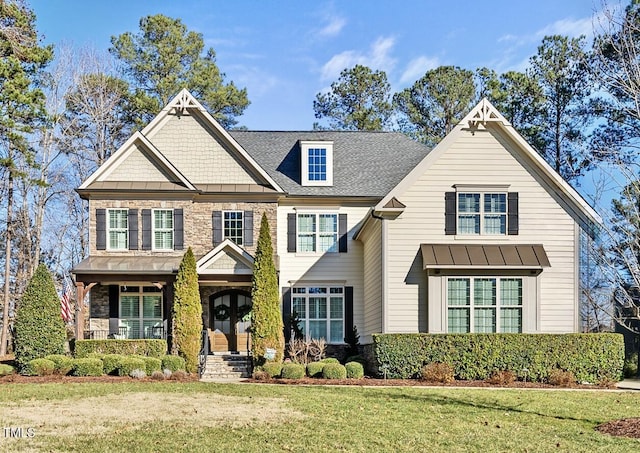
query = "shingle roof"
(229, 131, 430, 197)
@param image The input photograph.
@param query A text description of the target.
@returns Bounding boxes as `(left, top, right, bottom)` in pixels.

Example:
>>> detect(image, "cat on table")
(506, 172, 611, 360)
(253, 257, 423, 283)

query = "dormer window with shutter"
(301, 141, 333, 186)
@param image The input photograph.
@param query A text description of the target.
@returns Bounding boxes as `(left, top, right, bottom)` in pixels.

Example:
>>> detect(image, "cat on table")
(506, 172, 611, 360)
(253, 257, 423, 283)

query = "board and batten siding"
(277, 205, 369, 342)
(359, 219, 383, 343)
(145, 112, 257, 185)
(384, 125, 578, 334)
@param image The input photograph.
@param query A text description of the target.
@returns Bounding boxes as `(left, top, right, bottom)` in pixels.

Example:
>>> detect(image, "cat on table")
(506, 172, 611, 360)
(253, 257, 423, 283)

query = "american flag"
(60, 277, 73, 323)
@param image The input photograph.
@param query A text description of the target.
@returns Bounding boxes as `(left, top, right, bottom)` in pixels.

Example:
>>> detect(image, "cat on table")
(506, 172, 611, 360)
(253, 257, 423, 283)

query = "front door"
(209, 291, 252, 353)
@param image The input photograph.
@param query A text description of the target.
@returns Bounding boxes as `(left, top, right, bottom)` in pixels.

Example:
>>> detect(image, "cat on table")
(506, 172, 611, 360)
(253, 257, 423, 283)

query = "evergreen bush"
(281, 363, 305, 379)
(72, 358, 104, 376)
(161, 355, 186, 372)
(373, 333, 624, 383)
(74, 339, 166, 358)
(102, 354, 125, 375)
(263, 362, 283, 378)
(0, 364, 14, 376)
(23, 358, 56, 376)
(142, 357, 162, 375)
(44, 354, 74, 375)
(251, 213, 284, 366)
(306, 362, 325, 378)
(322, 363, 347, 379)
(117, 357, 146, 376)
(345, 361, 364, 379)
(171, 248, 202, 374)
(320, 357, 339, 364)
(14, 264, 67, 372)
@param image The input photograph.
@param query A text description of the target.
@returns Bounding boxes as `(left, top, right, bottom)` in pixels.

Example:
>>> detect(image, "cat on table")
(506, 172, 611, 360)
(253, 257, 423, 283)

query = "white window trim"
(152, 208, 174, 251)
(455, 190, 508, 236)
(223, 210, 244, 245)
(296, 212, 339, 254)
(291, 285, 345, 344)
(301, 141, 333, 186)
(119, 286, 163, 339)
(446, 276, 523, 333)
(106, 208, 128, 251)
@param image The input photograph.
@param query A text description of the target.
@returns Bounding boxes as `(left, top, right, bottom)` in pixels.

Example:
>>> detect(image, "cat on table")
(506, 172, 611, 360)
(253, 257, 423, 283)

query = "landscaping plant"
(171, 247, 203, 374)
(14, 264, 67, 372)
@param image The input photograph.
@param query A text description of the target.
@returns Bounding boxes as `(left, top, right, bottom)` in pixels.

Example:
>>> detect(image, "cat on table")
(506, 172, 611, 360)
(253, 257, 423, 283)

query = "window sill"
(453, 235, 508, 241)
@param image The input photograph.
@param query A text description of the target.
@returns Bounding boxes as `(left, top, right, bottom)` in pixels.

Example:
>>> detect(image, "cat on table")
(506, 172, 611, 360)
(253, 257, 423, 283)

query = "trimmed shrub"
(263, 362, 283, 378)
(161, 355, 186, 372)
(72, 358, 104, 376)
(102, 354, 125, 375)
(23, 358, 56, 376)
(345, 361, 365, 379)
(373, 333, 625, 382)
(548, 369, 576, 387)
(322, 363, 347, 379)
(306, 362, 325, 378)
(485, 370, 516, 385)
(421, 362, 455, 383)
(14, 264, 67, 371)
(320, 357, 339, 364)
(624, 353, 638, 378)
(281, 363, 305, 379)
(44, 354, 74, 375)
(118, 357, 146, 377)
(87, 352, 105, 360)
(75, 339, 166, 358)
(142, 357, 162, 376)
(0, 364, 15, 376)
(251, 214, 284, 366)
(171, 248, 202, 374)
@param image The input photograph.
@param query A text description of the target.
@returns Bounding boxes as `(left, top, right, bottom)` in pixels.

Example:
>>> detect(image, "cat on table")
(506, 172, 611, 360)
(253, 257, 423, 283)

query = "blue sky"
(31, 0, 602, 130)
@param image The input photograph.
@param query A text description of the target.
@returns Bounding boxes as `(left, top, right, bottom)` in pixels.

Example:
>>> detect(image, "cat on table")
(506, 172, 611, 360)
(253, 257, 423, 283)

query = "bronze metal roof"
(420, 244, 550, 269)
(72, 256, 182, 275)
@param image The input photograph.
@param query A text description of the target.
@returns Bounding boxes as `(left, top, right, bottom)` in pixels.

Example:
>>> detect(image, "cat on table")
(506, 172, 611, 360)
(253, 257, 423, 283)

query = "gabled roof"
(78, 131, 196, 191)
(196, 240, 254, 275)
(230, 131, 430, 197)
(375, 98, 601, 226)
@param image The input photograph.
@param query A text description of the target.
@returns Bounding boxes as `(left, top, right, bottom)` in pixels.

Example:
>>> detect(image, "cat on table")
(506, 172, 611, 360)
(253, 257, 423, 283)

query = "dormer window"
(301, 141, 333, 186)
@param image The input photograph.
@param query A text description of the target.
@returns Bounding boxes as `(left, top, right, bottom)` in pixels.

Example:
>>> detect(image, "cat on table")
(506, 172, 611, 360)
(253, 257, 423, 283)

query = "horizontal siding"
(386, 126, 578, 333)
(361, 220, 382, 343)
(277, 205, 370, 338)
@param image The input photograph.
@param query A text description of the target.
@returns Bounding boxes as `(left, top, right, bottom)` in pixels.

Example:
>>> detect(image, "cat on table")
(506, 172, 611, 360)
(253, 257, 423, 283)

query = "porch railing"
(83, 326, 165, 340)
(198, 328, 209, 378)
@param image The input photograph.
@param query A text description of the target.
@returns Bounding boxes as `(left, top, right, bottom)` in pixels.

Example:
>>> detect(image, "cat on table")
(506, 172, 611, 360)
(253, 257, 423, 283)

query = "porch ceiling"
(420, 244, 551, 269)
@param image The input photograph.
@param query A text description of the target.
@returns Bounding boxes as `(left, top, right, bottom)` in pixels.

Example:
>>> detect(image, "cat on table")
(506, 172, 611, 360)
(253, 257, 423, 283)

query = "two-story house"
(72, 90, 599, 355)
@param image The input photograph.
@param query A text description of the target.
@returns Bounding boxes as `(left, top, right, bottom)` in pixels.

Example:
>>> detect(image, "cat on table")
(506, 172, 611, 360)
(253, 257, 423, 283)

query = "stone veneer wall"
(89, 199, 277, 258)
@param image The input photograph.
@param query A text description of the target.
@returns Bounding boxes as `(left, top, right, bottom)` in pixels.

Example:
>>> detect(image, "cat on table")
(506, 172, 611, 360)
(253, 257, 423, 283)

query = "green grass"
(1, 382, 640, 452)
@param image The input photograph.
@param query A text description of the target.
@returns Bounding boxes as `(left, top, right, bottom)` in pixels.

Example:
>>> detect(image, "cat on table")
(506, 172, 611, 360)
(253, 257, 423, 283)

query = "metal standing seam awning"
(420, 244, 551, 270)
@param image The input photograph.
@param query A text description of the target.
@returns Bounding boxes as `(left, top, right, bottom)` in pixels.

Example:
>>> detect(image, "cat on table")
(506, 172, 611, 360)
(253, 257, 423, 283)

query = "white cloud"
(229, 65, 279, 98)
(399, 56, 441, 85)
(320, 36, 397, 81)
(535, 16, 594, 41)
(318, 14, 346, 38)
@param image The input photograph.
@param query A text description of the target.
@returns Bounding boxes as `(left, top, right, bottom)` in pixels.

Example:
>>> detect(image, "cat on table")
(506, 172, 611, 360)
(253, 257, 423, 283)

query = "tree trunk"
(1, 166, 15, 356)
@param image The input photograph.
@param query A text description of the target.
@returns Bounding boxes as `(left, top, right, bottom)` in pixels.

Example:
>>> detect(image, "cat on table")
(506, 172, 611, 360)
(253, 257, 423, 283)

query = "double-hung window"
(447, 277, 522, 333)
(107, 209, 128, 250)
(457, 193, 507, 235)
(119, 286, 163, 339)
(223, 211, 243, 245)
(297, 213, 338, 253)
(292, 286, 344, 343)
(153, 209, 173, 250)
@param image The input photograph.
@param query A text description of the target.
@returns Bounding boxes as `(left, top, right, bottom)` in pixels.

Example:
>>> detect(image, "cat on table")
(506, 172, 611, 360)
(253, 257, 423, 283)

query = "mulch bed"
(596, 418, 640, 438)
(0, 374, 198, 384)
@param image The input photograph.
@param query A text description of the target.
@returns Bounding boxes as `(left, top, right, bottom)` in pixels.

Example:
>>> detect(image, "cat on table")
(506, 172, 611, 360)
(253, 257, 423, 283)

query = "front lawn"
(0, 382, 639, 451)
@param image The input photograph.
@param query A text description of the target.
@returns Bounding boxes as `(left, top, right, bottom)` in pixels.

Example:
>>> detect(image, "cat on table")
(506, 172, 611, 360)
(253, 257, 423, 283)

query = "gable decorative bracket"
(169, 88, 200, 115)
(464, 98, 511, 128)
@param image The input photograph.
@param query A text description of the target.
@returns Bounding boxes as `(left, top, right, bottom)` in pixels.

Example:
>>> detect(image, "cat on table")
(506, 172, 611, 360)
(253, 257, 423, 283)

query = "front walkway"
(616, 379, 640, 391)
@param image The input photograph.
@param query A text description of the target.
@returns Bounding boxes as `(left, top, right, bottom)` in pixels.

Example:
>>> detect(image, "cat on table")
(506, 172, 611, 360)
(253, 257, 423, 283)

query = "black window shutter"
(108, 285, 119, 335)
(508, 192, 519, 235)
(128, 209, 138, 250)
(287, 213, 297, 253)
(142, 209, 152, 250)
(282, 287, 292, 343)
(174, 208, 184, 250)
(96, 209, 106, 250)
(212, 211, 222, 246)
(243, 210, 254, 246)
(344, 286, 354, 343)
(445, 192, 456, 235)
(339, 214, 348, 253)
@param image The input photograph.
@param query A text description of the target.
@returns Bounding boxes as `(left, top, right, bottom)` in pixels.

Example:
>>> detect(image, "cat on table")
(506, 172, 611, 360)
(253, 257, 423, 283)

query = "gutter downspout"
(372, 211, 387, 333)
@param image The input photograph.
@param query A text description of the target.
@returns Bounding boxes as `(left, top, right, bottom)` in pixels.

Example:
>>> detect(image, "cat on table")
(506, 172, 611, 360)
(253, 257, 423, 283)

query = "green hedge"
(281, 363, 305, 379)
(102, 354, 125, 375)
(75, 340, 167, 358)
(322, 363, 347, 379)
(44, 355, 74, 375)
(72, 358, 104, 377)
(117, 357, 146, 377)
(0, 364, 15, 376)
(161, 355, 186, 372)
(306, 362, 325, 378)
(23, 358, 56, 376)
(345, 361, 364, 379)
(372, 333, 624, 383)
(142, 357, 162, 375)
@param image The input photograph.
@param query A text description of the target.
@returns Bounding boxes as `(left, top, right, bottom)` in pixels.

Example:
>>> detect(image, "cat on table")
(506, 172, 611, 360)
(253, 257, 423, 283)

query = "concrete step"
(200, 354, 251, 381)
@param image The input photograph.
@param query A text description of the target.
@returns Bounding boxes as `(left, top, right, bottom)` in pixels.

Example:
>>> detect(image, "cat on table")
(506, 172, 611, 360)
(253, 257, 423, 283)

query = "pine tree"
(251, 213, 284, 365)
(171, 248, 202, 374)
(13, 264, 66, 371)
